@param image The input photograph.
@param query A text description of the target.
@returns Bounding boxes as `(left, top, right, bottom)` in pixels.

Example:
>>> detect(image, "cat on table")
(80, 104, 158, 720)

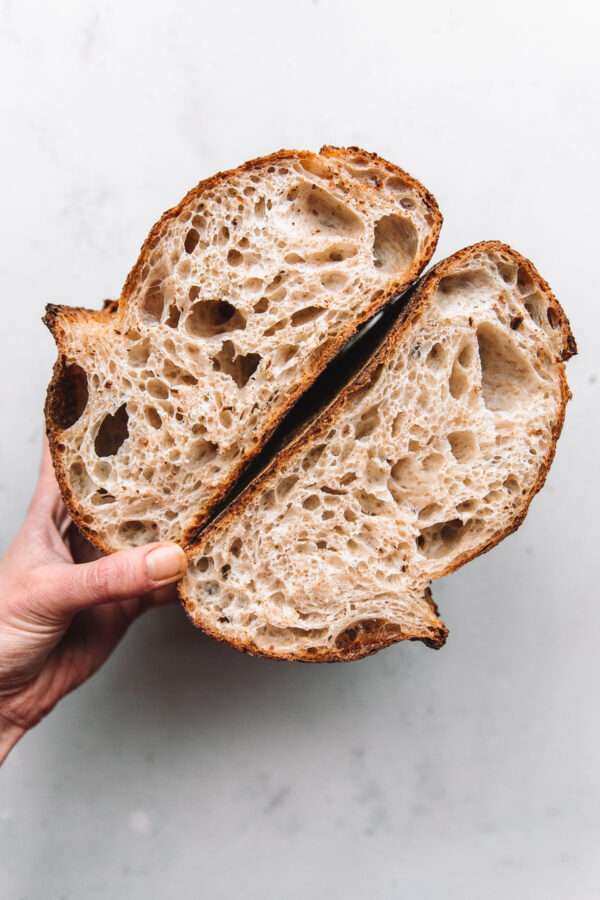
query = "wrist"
(0, 711, 26, 765)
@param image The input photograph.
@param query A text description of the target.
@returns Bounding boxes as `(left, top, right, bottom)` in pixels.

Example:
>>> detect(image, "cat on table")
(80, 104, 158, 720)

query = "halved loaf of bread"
(180, 242, 576, 661)
(44, 146, 441, 552)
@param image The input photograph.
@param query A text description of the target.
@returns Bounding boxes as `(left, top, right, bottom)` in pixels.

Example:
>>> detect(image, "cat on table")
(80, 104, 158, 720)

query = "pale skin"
(0, 438, 188, 763)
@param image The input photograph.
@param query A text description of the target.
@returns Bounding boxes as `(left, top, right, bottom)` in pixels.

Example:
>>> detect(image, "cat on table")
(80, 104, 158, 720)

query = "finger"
(27, 542, 188, 619)
(5, 440, 70, 572)
(28, 435, 63, 520)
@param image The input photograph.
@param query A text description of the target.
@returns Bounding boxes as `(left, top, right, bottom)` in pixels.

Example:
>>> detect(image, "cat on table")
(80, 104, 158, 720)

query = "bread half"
(44, 146, 441, 552)
(180, 242, 576, 661)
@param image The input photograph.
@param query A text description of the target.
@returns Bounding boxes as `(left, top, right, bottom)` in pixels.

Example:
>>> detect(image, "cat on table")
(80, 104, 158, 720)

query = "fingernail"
(146, 544, 187, 583)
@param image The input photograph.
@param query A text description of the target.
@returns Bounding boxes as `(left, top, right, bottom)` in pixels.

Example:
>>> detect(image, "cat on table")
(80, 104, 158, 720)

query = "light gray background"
(1, 1, 598, 897)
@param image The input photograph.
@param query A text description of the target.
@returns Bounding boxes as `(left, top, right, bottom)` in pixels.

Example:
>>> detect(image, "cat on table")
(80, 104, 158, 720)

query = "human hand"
(0, 438, 187, 763)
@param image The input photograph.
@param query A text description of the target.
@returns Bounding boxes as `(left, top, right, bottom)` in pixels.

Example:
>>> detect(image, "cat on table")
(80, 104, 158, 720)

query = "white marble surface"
(1, 1, 599, 897)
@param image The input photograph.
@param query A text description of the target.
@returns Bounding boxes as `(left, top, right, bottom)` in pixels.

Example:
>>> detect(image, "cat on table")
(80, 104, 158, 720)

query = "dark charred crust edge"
(43, 146, 443, 555)
(180, 240, 575, 660)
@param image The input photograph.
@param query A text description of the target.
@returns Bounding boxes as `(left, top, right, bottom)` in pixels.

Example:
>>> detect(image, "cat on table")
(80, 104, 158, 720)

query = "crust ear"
(42, 303, 70, 340)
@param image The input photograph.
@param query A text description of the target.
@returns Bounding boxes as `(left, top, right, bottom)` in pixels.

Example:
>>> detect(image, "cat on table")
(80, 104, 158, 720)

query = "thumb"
(32, 542, 188, 619)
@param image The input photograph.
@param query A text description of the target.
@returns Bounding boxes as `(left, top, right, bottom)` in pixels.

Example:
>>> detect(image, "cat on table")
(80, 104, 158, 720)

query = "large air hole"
(436, 269, 494, 308)
(306, 243, 358, 266)
(458, 341, 476, 368)
(185, 300, 246, 338)
(385, 176, 411, 194)
(227, 249, 243, 266)
(503, 475, 521, 494)
(94, 461, 111, 480)
(343, 165, 385, 184)
(301, 444, 326, 471)
(220, 408, 233, 428)
(448, 430, 477, 463)
(302, 494, 320, 510)
(211, 340, 261, 388)
(128, 338, 152, 367)
(69, 459, 95, 495)
(417, 517, 481, 559)
(372, 214, 418, 272)
(291, 306, 325, 327)
(287, 182, 364, 236)
(516, 266, 535, 295)
(449, 358, 469, 399)
(355, 406, 380, 440)
(423, 452, 444, 473)
(523, 293, 546, 327)
(190, 438, 218, 463)
(277, 476, 299, 498)
(50, 360, 89, 429)
(476, 323, 535, 411)
(117, 520, 158, 546)
(264, 319, 288, 336)
(147, 379, 169, 399)
(320, 271, 348, 291)
(142, 281, 164, 321)
(426, 342, 446, 370)
(91, 489, 116, 506)
(165, 303, 181, 328)
(273, 344, 298, 368)
(417, 503, 443, 524)
(496, 260, 517, 284)
(298, 157, 331, 179)
(145, 406, 162, 429)
(356, 490, 387, 516)
(184, 229, 200, 254)
(390, 457, 414, 484)
(94, 404, 129, 457)
(163, 360, 198, 386)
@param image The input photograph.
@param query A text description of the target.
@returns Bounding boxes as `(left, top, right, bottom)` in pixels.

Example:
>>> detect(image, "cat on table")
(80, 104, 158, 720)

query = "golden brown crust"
(43, 147, 442, 556)
(183, 605, 448, 663)
(320, 144, 442, 230)
(119, 146, 441, 308)
(180, 240, 575, 660)
(44, 303, 121, 553)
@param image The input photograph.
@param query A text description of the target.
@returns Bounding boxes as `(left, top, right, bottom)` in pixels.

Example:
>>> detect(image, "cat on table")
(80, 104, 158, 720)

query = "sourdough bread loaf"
(44, 146, 441, 551)
(180, 242, 576, 661)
